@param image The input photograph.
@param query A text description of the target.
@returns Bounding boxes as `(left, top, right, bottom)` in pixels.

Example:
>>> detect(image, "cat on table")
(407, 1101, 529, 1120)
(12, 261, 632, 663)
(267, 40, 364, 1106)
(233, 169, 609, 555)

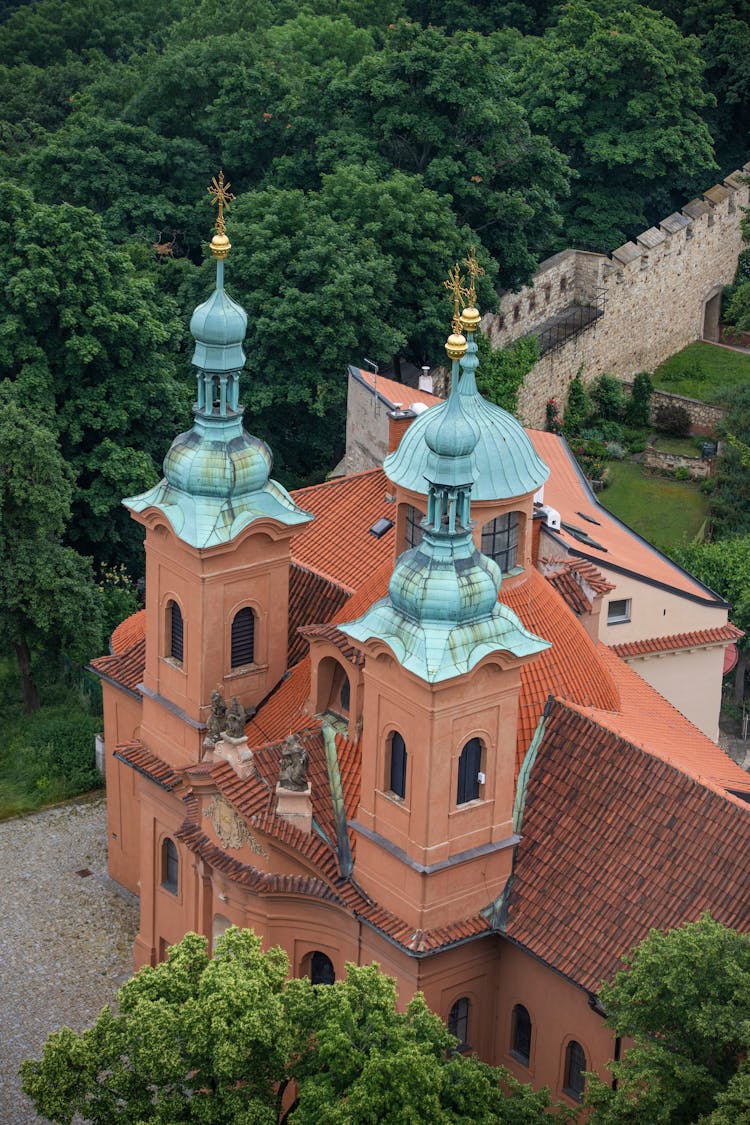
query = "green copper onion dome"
(384, 333, 549, 501)
(340, 333, 549, 682)
(190, 260, 247, 373)
(124, 176, 312, 548)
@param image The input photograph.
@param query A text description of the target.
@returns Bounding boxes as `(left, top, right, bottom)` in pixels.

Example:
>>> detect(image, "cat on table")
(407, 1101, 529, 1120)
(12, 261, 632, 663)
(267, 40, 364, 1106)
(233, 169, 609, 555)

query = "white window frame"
(607, 598, 631, 625)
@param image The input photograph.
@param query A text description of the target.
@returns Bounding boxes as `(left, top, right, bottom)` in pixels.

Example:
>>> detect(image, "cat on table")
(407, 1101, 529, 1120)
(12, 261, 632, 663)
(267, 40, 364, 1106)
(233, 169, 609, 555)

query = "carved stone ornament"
(204, 795, 250, 850)
(203, 688, 227, 749)
(278, 733, 310, 792)
(224, 696, 246, 740)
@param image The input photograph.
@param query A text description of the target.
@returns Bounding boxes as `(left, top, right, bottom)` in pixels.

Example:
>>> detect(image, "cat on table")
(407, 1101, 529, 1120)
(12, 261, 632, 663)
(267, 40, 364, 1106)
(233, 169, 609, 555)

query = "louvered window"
(457, 738, 482, 805)
(389, 732, 407, 799)
(511, 1004, 532, 1065)
(169, 601, 184, 663)
(231, 607, 255, 668)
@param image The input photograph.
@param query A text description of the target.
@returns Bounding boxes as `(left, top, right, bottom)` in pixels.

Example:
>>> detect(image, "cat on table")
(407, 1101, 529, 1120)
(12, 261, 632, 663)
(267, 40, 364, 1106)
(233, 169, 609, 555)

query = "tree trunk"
(15, 639, 40, 713)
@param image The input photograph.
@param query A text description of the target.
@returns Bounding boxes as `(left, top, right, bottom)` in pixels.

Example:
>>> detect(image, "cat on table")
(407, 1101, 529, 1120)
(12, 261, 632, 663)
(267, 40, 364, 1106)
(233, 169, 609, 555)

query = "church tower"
(340, 286, 550, 932)
(124, 174, 312, 768)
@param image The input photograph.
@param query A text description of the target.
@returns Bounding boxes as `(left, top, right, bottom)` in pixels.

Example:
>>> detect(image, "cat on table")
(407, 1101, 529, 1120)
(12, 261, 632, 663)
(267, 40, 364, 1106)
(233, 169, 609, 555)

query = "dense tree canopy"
(0, 384, 101, 712)
(21, 927, 560, 1124)
(584, 915, 750, 1124)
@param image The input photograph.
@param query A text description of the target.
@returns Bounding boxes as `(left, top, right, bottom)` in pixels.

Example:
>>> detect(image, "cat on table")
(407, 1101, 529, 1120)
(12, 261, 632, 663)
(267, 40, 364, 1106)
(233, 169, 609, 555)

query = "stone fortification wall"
(483, 164, 750, 429)
(621, 382, 726, 435)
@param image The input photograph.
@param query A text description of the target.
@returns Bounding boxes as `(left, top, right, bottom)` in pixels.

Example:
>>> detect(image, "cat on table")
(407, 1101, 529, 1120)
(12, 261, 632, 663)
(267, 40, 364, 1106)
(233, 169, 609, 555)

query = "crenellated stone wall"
(483, 164, 750, 429)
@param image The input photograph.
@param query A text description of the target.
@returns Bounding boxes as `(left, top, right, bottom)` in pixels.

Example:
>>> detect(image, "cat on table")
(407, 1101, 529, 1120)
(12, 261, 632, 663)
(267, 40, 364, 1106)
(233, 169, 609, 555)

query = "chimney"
(387, 408, 416, 453)
(419, 365, 433, 393)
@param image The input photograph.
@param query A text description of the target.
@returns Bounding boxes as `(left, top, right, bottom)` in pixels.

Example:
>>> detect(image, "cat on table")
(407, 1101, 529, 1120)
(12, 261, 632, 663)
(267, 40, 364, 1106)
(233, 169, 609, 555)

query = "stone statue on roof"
(278, 734, 309, 792)
(225, 696, 246, 740)
(203, 689, 227, 749)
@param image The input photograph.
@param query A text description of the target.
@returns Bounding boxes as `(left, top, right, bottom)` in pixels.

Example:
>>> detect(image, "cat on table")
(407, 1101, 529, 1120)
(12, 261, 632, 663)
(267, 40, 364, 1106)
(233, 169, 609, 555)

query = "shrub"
(545, 397, 562, 434)
(592, 373, 625, 421)
(655, 402, 691, 436)
(674, 466, 690, 481)
(563, 370, 590, 435)
(626, 371, 653, 426)
(605, 441, 625, 460)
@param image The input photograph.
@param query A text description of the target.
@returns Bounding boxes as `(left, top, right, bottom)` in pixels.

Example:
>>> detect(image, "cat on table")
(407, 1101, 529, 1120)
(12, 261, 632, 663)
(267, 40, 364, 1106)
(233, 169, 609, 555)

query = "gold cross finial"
(443, 263, 469, 334)
(462, 245, 485, 306)
(208, 171, 234, 238)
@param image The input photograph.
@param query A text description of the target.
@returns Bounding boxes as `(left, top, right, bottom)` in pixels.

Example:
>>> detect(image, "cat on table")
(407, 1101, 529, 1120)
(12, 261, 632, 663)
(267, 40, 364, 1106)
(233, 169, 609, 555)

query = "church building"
(91, 205, 750, 1107)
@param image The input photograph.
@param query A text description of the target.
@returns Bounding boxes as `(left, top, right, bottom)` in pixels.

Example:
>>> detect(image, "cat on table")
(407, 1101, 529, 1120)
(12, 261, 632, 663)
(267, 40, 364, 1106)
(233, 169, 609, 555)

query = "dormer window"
(231, 607, 255, 668)
(168, 600, 184, 664)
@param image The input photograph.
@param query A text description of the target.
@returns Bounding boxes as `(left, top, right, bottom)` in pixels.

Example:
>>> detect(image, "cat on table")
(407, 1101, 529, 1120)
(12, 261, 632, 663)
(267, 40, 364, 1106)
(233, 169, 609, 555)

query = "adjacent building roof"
(504, 701, 750, 993)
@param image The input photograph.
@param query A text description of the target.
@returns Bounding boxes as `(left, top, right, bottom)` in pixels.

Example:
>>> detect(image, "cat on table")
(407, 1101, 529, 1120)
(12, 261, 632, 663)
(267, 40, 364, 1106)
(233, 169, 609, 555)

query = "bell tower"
(124, 173, 312, 768)
(340, 289, 550, 932)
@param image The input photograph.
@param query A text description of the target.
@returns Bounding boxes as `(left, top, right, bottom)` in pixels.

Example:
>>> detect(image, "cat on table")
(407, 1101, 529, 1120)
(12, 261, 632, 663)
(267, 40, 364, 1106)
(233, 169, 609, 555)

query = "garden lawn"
(652, 342, 750, 403)
(599, 460, 709, 551)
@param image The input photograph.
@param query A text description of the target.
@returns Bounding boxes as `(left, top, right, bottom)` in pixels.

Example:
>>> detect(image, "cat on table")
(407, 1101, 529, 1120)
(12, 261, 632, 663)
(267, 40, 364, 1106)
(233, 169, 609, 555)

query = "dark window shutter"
(231, 607, 255, 668)
(170, 601, 184, 663)
(310, 951, 335, 985)
(390, 732, 407, 798)
(162, 838, 179, 893)
(564, 1041, 587, 1101)
(457, 738, 482, 805)
(448, 997, 470, 1047)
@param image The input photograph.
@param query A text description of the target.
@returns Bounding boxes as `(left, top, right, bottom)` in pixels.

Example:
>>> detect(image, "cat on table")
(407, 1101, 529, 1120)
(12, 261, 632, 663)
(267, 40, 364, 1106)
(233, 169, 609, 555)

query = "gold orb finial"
(445, 331, 467, 360)
(460, 306, 481, 333)
(207, 171, 235, 259)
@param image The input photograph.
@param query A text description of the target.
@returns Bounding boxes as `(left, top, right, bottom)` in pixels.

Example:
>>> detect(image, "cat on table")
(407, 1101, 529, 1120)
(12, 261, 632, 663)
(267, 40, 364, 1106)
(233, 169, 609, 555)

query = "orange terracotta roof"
(111, 608, 146, 654)
(573, 644, 750, 797)
(502, 569, 620, 772)
(528, 430, 725, 603)
(89, 638, 145, 694)
(543, 567, 593, 616)
(354, 368, 441, 411)
(298, 623, 365, 667)
(113, 740, 180, 790)
(610, 623, 743, 659)
(504, 701, 750, 992)
(246, 658, 318, 745)
(565, 557, 616, 594)
(288, 563, 349, 665)
(290, 469, 395, 591)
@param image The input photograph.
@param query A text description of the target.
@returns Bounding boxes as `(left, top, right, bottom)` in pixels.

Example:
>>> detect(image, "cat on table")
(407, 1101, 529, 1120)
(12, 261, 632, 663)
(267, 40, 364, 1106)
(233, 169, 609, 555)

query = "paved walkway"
(0, 797, 138, 1123)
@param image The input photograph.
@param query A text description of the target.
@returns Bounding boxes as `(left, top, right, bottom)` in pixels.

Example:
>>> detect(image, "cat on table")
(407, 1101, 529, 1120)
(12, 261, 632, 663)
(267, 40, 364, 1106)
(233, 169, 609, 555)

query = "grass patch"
(653, 342, 750, 403)
(650, 434, 704, 457)
(0, 657, 103, 820)
(598, 460, 709, 551)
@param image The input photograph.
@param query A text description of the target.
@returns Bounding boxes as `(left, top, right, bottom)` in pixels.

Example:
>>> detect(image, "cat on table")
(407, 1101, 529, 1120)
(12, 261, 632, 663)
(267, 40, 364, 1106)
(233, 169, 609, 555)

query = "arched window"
(405, 505, 425, 549)
(339, 675, 350, 715)
(387, 731, 407, 799)
(511, 1004, 532, 1065)
(481, 513, 520, 571)
(309, 951, 335, 985)
(457, 738, 482, 805)
(231, 607, 255, 668)
(161, 838, 179, 894)
(563, 1040, 587, 1102)
(168, 600, 184, 663)
(448, 997, 470, 1049)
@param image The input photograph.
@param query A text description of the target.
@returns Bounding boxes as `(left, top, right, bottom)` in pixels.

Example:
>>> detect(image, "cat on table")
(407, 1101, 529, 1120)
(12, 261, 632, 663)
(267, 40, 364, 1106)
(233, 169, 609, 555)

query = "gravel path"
(0, 797, 139, 1123)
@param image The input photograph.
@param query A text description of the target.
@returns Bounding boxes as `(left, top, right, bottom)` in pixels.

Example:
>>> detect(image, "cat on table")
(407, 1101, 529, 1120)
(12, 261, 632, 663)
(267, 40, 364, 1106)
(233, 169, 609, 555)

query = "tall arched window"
(161, 838, 179, 894)
(168, 600, 184, 663)
(309, 951, 335, 985)
(457, 738, 482, 805)
(231, 607, 255, 668)
(405, 505, 425, 549)
(563, 1040, 587, 1102)
(481, 512, 520, 571)
(448, 997, 470, 1049)
(387, 731, 407, 799)
(511, 1004, 532, 1065)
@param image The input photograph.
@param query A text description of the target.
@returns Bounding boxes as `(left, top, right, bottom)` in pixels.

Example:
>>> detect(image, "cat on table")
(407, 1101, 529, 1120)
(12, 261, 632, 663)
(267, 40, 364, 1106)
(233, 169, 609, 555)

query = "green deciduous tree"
(585, 915, 750, 1124)
(0, 384, 102, 712)
(21, 927, 560, 1124)
(625, 371, 653, 427)
(512, 0, 717, 249)
(0, 182, 190, 570)
(563, 368, 591, 435)
(476, 331, 539, 415)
